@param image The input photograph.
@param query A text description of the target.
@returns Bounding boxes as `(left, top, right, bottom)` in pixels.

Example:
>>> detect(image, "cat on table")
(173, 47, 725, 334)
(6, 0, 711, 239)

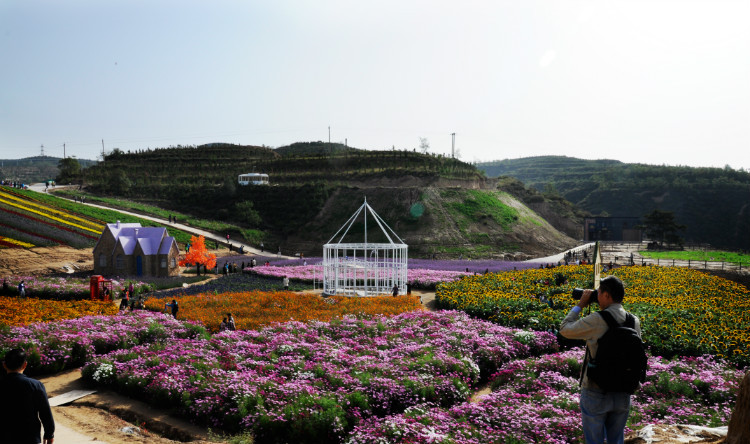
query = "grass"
(51, 189, 268, 245)
(443, 189, 519, 232)
(22, 189, 197, 245)
(639, 250, 750, 266)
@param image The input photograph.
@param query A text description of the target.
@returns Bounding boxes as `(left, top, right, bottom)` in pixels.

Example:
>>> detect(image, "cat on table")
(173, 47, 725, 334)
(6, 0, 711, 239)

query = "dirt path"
(41, 370, 223, 444)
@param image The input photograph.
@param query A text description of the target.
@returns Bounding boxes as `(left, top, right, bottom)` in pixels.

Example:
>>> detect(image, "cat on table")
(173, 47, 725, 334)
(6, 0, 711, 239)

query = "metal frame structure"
(323, 199, 408, 297)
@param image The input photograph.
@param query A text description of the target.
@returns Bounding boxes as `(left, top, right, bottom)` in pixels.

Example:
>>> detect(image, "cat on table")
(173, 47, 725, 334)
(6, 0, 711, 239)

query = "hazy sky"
(2, 1, 749, 170)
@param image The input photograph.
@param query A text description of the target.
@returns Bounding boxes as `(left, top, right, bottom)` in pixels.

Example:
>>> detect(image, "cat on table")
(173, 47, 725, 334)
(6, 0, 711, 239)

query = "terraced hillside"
(76, 144, 576, 258)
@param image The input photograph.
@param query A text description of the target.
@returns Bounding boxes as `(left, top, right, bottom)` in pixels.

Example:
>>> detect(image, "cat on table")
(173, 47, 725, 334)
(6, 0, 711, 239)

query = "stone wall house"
(93, 222, 180, 277)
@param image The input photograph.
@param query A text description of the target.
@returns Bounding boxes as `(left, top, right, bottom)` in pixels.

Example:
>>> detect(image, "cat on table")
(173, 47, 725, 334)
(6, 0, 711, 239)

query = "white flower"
(92, 363, 114, 382)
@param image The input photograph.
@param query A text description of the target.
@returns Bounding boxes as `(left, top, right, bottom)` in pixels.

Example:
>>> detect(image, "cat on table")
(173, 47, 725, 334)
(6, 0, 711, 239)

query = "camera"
(572, 288, 598, 304)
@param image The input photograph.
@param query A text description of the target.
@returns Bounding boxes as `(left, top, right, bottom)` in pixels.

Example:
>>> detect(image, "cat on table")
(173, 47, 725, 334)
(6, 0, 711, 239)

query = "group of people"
(1, 180, 27, 189)
(119, 293, 145, 311)
(219, 313, 236, 331)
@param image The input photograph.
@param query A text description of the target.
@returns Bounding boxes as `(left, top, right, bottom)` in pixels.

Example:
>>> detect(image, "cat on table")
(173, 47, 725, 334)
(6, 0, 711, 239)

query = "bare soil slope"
(0, 246, 93, 277)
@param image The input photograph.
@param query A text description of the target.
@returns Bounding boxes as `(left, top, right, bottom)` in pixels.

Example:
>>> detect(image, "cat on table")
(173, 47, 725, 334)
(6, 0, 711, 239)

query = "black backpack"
(585, 310, 648, 394)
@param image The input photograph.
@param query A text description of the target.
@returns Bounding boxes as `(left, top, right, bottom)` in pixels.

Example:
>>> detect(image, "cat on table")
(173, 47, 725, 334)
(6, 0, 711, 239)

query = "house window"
(116, 255, 124, 269)
(161, 258, 167, 268)
(170, 257, 177, 268)
(99, 254, 107, 267)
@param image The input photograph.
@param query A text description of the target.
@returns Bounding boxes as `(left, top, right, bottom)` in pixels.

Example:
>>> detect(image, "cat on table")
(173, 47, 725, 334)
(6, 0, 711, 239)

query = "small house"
(93, 222, 180, 277)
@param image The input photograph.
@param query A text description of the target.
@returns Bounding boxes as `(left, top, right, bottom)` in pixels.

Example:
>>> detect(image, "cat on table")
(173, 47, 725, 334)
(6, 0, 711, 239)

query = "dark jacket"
(0, 373, 55, 443)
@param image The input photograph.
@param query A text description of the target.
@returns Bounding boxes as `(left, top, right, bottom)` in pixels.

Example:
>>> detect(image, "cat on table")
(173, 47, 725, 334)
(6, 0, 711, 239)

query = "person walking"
(226, 313, 236, 331)
(18, 280, 26, 297)
(0, 348, 55, 444)
(282, 276, 289, 291)
(392, 284, 399, 297)
(559, 276, 642, 444)
(219, 317, 228, 332)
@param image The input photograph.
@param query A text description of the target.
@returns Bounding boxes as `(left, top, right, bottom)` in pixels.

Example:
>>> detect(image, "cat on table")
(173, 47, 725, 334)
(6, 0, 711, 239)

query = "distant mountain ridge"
(1, 156, 98, 184)
(477, 156, 750, 250)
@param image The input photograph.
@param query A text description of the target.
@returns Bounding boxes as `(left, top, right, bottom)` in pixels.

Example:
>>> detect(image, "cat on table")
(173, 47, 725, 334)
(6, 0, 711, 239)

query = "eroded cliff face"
(283, 183, 578, 259)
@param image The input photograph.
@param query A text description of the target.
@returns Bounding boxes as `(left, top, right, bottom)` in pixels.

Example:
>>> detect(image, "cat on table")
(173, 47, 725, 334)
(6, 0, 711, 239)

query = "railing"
(586, 242, 747, 272)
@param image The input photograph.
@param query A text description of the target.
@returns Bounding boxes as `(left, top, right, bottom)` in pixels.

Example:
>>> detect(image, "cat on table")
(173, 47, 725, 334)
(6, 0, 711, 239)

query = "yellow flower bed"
(0, 296, 119, 326)
(145, 291, 423, 332)
(436, 265, 750, 366)
(0, 237, 35, 248)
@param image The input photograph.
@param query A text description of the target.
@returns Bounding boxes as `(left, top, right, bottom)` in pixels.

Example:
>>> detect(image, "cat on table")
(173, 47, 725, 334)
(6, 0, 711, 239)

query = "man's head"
(3, 348, 28, 373)
(599, 276, 625, 303)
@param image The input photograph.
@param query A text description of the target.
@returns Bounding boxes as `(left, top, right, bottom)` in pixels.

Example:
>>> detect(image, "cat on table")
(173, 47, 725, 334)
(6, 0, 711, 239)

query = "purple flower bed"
(83, 311, 558, 443)
(246, 258, 541, 290)
(0, 311, 208, 375)
(262, 257, 540, 274)
(247, 265, 472, 288)
(348, 349, 744, 443)
(0, 276, 151, 300)
(408, 258, 540, 273)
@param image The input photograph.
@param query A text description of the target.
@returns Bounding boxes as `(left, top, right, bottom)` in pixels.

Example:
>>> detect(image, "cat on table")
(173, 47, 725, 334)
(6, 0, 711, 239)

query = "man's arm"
(36, 383, 55, 444)
(559, 289, 601, 340)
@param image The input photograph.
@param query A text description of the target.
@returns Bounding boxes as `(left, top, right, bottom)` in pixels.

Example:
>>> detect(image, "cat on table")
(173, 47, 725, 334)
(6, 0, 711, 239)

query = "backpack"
(586, 310, 648, 394)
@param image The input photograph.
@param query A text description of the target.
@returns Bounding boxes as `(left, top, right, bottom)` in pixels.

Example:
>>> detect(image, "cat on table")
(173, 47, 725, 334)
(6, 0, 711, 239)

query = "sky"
(1, 0, 749, 170)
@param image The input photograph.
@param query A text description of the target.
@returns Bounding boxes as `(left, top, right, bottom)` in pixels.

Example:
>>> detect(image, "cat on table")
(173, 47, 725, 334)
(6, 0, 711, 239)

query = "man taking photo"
(559, 275, 643, 444)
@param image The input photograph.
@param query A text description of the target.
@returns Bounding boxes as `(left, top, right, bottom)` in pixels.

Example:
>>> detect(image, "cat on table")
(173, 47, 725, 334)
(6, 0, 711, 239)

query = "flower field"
(0, 311, 207, 375)
(0, 186, 103, 248)
(248, 264, 473, 289)
(148, 273, 311, 299)
(82, 311, 559, 443)
(143, 290, 422, 332)
(0, 296, 118, 327)
(349, 349, 743, 443)
(436, 265, 750, 367)
(265, 257, 539, 273)
(1, 259, 748, 442)
(0, 276, 152, 301)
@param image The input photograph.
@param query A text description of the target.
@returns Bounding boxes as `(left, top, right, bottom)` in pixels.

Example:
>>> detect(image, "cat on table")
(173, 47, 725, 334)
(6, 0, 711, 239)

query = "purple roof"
(103, 223, 174, 256)
(159, 237, 177, 255)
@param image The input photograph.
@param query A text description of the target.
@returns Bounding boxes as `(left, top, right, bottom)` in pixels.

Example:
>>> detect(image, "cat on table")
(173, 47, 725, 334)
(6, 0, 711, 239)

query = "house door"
(136, 256, 143, 276)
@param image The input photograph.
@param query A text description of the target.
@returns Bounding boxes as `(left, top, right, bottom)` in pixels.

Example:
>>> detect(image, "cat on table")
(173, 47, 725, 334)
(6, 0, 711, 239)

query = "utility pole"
(102, 139, 105, 158)
(328, 126, 331, 155)
(451, 133, 456, 158)
(40, 144, 45, 157)
(63, 143, 66, 159)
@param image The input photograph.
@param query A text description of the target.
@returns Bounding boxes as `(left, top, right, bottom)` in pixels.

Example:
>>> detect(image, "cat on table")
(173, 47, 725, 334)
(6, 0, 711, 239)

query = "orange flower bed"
(145, 291, 423, 332)
(0, 296, 119, 326)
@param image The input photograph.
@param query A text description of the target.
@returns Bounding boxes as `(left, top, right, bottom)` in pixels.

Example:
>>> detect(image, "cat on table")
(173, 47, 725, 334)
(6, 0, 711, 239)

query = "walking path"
(28, 183, 297, 260)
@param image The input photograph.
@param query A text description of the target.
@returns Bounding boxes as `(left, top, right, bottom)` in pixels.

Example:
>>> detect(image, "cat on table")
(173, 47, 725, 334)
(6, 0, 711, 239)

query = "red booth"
(90, 275, 113, 301)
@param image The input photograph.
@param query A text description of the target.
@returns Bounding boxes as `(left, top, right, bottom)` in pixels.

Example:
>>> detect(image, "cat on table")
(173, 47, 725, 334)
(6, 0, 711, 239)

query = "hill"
(478, 156, 750, 250)
(75, 144, 577, 258)
(0, 156, 98, 185)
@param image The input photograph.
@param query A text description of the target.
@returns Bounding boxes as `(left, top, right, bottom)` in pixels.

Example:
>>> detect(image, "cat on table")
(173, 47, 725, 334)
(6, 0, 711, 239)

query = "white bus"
(238, 173, 270, 186)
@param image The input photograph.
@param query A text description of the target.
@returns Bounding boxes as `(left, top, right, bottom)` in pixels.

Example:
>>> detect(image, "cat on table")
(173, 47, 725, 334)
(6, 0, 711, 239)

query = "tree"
(641, 209, 686, 248)
(57, 157, 81, 183)
(178, 235, 217, 275)
(234, 200, 261, 226)
(419, 137, 430, 154)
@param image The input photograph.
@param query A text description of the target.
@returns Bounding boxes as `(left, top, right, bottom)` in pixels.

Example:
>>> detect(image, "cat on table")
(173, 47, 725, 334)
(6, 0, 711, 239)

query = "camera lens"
(572, 288, 598, 302)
